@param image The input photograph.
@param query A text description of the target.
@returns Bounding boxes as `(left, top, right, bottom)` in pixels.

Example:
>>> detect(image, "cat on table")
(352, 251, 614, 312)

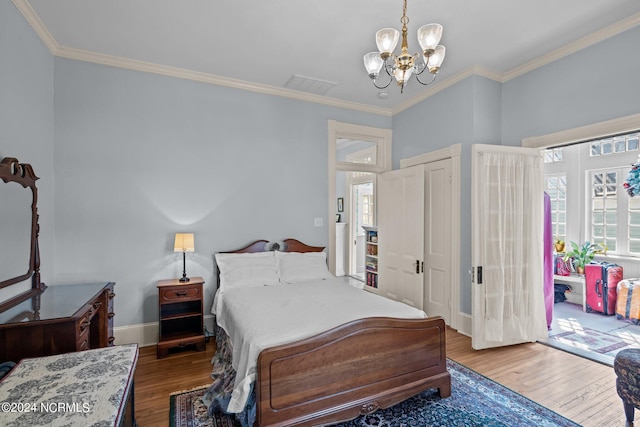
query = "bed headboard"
(222, 238, 325, 254)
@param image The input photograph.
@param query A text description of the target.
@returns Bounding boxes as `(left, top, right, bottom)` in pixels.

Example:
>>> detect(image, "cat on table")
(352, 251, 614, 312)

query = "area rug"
(543, 326, 640, 366)
(169, 359, 579, 427)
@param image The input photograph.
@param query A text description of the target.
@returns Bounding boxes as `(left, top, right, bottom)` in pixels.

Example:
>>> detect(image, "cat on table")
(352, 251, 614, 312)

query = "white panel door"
(471, 144, 548, 350)
(424, 159, 452, 322)
(378, 165, 425, 308)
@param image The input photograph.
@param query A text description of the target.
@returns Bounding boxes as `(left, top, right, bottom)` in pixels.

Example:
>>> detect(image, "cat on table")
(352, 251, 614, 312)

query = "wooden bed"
(219, 238, 450, 427)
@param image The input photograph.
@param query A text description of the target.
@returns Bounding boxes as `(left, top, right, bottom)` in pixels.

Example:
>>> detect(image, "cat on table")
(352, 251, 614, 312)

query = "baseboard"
(114, 314, 216, 348)
(456, 312, 472, 337)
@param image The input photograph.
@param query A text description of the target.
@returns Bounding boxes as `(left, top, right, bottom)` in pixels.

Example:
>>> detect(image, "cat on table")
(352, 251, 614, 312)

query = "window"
(589, 168, 620, 252)
(544, 175, 567, 243)
(544, 148, 564, 163)
(544, 131, 640, 258)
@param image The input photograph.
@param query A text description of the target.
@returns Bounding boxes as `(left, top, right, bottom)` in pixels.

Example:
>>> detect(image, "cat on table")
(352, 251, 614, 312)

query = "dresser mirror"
(0, 157, 45, 312)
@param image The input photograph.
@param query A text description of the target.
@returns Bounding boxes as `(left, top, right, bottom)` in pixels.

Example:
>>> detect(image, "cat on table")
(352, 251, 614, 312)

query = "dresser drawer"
(76, 305, 93, 336)
(160, 285, 201, 302)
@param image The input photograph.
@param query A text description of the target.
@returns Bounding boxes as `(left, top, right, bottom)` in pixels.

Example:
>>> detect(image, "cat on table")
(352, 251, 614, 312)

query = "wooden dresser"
(0, 282, 115, 362)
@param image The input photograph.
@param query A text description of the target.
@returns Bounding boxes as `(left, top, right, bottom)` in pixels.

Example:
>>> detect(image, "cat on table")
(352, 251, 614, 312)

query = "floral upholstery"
(615, 348, 640, 426)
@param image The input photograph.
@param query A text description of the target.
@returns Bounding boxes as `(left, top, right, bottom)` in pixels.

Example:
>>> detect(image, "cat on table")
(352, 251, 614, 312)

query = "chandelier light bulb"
(427, 45, 446, 73)
(364, 52, 384, 78)
(417, 23, 443, 54)
(375, 28, 400, 57)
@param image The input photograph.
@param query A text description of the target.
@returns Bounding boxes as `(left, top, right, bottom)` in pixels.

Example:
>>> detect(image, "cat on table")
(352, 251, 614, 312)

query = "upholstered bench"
(0, 344, 138, 427)
(615, 348, 640, 427)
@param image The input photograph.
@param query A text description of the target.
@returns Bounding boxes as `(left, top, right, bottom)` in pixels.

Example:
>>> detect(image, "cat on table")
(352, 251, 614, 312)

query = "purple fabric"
(544, 192, 553, 329)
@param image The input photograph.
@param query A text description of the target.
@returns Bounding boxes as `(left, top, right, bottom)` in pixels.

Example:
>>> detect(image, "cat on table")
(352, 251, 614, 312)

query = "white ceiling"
(18, 0, 640, 113)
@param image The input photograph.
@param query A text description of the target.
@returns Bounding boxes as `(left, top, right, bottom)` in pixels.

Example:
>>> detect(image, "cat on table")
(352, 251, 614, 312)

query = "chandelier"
(363, 0, 446, 93)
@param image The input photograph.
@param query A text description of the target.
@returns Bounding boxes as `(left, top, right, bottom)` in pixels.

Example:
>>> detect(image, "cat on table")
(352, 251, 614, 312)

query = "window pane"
(593, 225, 604, 237)
(630, 240, 640, 253)
(630, 226, 640, 239)
(594, 186, 604, 197)
(614, 137, 626, 153)
(544, 150, 554, 163)
(593, 198, 603, 209)
(607, 172, 617, 184)
(558, 224, 566, 235)
(606, 239, 616, 251)
(593, 173, 603, 185)
(602, 139, 613, 154)
(605, 198, 617, 209)
(558, 189, 566, 200)
(606, 226, 617, 238)
(628, 135, 639, 151)
(593, 212, 604, 224)
(553, 148, 563, 161)
(631, 212, 640, 225)
(591, 142, 601, 156)
(605, 212, 617, 224)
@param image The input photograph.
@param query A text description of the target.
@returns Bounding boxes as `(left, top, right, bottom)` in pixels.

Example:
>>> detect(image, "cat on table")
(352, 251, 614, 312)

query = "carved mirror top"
(0, 157, 45, 312)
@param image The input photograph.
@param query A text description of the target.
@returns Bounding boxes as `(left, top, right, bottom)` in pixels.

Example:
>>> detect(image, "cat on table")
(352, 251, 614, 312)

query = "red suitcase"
(585, 262, 623, 315)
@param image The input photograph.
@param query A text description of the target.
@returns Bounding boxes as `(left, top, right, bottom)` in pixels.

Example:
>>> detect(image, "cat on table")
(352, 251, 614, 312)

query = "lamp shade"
(363, 52, 384, 77)
(427, 45, 446, 73)
(375, 28, 400, 55)
(417, 23, 443, 53)
(174, 233, 195, 253)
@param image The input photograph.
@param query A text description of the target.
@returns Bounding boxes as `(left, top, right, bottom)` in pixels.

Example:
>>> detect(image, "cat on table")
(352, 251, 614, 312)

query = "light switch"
(314, 217, 323, 227)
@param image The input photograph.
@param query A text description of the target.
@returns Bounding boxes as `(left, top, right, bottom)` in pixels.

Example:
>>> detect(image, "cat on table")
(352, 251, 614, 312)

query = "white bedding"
(212, 278, 427, 412)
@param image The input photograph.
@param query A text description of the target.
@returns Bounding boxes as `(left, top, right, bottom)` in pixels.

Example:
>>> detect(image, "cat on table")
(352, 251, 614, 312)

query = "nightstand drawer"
(160, 285, 201, 302)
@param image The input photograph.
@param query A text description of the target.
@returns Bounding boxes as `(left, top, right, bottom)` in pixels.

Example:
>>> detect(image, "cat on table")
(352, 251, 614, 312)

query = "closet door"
(378, 165, 425, 308)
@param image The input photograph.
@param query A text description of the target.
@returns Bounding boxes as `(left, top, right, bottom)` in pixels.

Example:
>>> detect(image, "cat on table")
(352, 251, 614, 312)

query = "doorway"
(349, 176, 374, 281)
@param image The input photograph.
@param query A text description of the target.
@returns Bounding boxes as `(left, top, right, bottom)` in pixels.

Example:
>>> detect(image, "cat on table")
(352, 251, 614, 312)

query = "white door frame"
(328, 121, 392, 275)
(400, 144, 461, 330)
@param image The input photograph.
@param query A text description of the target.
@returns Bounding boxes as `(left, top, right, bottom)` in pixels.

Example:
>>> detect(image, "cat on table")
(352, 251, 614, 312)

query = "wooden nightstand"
(156, 277, 205, 359)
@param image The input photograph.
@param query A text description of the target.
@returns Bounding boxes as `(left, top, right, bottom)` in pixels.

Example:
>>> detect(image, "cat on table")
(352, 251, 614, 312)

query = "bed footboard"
(256, 316, 450, 427)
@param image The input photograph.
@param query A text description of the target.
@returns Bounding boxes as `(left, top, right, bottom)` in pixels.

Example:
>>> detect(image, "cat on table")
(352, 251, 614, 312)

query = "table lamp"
(174, 233, 195, 282)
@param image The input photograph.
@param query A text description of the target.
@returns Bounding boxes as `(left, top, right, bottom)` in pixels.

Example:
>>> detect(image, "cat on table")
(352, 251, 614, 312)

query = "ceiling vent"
(284, 74, 337, 95)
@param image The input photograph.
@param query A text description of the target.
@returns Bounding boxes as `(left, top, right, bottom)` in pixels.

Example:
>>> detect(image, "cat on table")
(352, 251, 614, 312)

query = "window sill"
(593, 254, 640, 264)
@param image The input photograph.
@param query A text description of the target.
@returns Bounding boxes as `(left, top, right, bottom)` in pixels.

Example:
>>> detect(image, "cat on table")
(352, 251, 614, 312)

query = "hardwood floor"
(134, 328, 625, 427)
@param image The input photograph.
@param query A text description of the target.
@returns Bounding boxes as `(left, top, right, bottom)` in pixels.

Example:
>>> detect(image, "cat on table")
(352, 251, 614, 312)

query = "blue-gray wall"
(502, 25, 640, 145)
(393, 76, 502, 314)
(52, 58, 390, 326)
(0, 1, 54, 287)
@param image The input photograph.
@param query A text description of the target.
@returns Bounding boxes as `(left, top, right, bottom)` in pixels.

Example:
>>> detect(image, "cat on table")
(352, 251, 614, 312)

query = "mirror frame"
(0, 157, 46, 312)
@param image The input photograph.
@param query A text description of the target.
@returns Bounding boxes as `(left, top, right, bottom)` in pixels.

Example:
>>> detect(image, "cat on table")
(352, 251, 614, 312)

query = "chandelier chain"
(401, 0, 409, 25)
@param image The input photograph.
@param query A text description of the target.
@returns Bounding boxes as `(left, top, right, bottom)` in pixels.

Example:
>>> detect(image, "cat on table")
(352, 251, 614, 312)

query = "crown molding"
(522, 113, 640, 148)
(13, 0, 640, 117)
(391, 65, 503, 115)
(503, 11, 640, 82)
(53, 46, 393, 117)
(12, 0, 58, 53)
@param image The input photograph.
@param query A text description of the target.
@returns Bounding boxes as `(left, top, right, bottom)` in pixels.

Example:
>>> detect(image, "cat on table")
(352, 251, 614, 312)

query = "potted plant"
(554, 238, 565, 253)
(563, 241, 606, 274)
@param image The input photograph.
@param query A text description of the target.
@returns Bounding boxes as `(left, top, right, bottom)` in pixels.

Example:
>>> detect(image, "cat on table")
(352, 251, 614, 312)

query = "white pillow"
(275, 251, 333, 284)
(215, 251, 279, 291)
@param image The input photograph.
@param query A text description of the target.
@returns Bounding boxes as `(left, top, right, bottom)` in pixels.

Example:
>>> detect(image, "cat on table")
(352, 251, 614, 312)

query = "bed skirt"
(201, 324, 256, 427)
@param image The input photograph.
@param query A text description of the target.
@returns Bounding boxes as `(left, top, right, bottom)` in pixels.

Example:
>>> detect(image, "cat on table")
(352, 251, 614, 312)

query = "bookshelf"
(363, 226, 378, 289)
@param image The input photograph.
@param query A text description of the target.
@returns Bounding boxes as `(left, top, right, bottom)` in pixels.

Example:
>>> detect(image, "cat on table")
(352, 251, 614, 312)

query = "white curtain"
(478, 150, 547, 343)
